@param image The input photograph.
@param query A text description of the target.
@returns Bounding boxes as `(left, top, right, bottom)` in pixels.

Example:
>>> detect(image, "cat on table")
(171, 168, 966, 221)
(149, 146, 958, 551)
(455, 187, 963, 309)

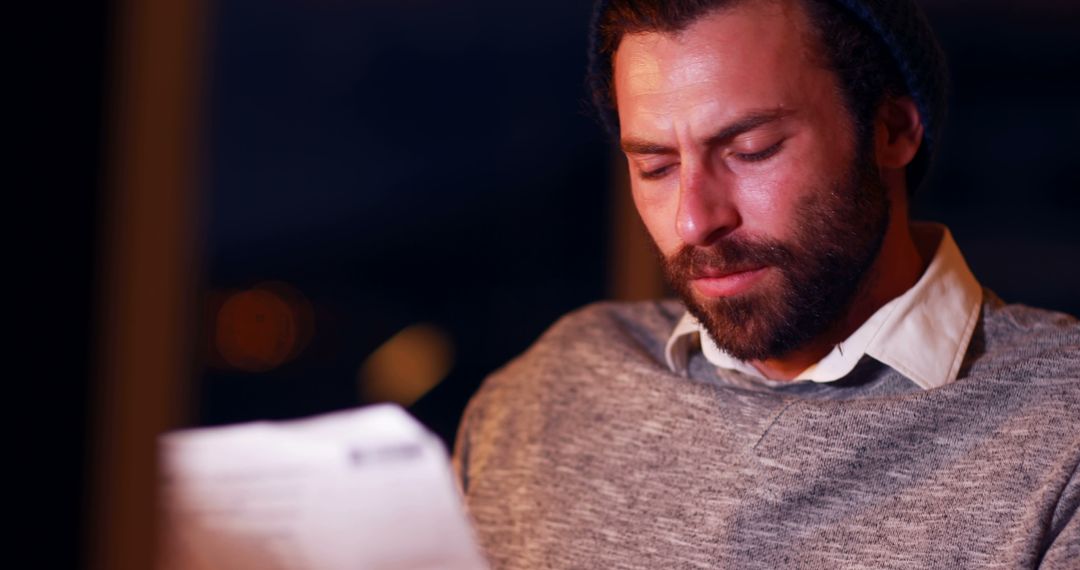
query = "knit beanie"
(586, 0, 949, 192)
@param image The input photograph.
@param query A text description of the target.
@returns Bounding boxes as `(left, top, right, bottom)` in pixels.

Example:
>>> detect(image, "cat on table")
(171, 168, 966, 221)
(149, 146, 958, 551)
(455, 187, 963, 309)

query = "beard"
(659, 150, 891, 362)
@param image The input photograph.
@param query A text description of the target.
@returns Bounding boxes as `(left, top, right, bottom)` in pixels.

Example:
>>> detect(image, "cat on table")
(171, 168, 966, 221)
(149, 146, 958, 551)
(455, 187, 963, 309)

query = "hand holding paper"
(158, 404, 488, 570)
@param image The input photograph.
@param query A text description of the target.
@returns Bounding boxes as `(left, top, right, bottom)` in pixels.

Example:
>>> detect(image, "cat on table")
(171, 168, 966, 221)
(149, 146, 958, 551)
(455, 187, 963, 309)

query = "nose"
(676, 162, 740, 246)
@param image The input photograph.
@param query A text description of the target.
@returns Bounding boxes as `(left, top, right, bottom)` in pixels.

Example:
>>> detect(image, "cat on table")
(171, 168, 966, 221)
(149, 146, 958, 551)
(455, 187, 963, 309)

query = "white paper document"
(158, 404, 488, 570)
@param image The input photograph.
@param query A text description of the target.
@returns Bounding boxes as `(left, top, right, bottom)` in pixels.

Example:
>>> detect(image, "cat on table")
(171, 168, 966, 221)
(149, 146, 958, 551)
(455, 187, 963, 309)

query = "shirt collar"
(663, 223, 983, 390)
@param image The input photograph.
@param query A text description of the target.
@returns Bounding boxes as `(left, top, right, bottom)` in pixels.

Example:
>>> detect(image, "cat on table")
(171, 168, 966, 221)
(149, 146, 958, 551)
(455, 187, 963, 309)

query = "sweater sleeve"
(1038, 461, 1079, 568)
(451, 393, 476, 496)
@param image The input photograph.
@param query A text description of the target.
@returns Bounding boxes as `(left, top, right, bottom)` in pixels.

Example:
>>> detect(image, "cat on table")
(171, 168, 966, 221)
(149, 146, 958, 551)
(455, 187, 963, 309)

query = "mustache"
(666, 235, 794, 278)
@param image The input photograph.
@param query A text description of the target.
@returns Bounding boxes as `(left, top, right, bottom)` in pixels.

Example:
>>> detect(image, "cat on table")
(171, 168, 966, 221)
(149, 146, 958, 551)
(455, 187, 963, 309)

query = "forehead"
(612, 0, 827, 133)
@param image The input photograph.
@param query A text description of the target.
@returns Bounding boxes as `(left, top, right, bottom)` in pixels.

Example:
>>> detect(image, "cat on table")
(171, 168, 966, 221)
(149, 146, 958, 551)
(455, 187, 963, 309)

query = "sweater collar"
(664, 223, 983, 390)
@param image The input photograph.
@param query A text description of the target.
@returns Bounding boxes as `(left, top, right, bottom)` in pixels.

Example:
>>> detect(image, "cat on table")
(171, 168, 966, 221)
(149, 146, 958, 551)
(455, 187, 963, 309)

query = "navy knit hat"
(586, 0, 949, 192)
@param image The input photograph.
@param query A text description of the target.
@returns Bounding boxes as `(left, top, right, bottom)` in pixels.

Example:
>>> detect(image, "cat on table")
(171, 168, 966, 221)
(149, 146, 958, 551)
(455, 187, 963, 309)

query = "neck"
(750, 196, 925, 381)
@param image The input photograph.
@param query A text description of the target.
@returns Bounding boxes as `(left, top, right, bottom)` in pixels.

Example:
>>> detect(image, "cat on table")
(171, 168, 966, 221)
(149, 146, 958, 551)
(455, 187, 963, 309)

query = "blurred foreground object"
(158, 405, 488, 570)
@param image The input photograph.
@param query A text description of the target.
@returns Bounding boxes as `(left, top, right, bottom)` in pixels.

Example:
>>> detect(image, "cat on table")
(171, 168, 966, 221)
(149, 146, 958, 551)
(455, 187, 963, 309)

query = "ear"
(874, 96, 923, 169)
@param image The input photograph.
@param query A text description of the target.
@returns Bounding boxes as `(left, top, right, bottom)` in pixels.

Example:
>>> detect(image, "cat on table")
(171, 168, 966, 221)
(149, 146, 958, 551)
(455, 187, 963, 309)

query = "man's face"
(613, 0, 890, 361)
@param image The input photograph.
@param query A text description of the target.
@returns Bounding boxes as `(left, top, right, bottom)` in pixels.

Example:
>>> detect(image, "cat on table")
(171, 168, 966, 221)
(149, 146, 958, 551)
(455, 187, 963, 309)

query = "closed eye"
(733, 141, 783, 163)
(639, 164, 676, 180)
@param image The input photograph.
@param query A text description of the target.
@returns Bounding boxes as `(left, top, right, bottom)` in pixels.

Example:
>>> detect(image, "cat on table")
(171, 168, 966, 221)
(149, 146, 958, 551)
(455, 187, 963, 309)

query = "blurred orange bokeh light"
(212, 283, 314, 372)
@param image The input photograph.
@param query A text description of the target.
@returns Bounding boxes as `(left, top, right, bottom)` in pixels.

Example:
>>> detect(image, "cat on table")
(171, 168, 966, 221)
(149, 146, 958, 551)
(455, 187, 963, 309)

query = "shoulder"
(533, 298, 685, 355)
(979, 290, 1079, 357)
(454, 300, 686, 482)
(982, 289, 1080, 333)
(458, 299, 684, 428)
(479, 299, 683, 391)
(968, 288, 1080, 386)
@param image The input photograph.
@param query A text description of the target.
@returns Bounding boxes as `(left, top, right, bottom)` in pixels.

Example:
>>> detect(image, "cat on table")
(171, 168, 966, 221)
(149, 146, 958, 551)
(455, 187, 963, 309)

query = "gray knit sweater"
(454, 292, 1080, 569)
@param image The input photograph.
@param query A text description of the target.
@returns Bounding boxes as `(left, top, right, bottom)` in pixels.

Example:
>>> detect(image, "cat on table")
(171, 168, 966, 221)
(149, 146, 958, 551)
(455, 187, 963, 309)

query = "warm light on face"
(613, 1, 858, 257)
(612, 2, 889, 361)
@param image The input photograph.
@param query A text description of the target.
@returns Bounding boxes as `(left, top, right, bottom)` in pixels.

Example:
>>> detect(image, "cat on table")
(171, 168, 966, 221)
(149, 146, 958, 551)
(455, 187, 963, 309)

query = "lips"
(692, 264, 764, 279)
(690, 266, 769, 298)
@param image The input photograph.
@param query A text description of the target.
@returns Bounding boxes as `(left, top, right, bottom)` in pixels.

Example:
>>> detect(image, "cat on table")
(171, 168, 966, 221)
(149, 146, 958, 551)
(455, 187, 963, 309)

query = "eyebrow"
(619, 108, 795, 155)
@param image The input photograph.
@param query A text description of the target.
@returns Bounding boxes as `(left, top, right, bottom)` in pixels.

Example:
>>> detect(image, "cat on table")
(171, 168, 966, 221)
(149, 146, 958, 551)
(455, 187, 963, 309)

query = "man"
(453, 0, 1079, 567)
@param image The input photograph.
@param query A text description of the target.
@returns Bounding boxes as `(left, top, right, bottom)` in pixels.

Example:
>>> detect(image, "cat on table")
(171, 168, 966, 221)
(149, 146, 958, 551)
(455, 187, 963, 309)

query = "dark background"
(45, 0, 1078, 568)
(195, 0, 1080, 445)
(196, 0, 611, 442)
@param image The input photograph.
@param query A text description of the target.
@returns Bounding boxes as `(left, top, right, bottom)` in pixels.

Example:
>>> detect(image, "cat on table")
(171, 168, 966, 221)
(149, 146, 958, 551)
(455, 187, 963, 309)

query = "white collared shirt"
(663, 223, 983, 390)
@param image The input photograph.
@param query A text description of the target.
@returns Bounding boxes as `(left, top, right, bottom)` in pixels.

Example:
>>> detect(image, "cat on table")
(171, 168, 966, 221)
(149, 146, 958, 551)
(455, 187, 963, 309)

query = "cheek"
(734, 168, 801, 238)
(630, 181, 681, 255)
(734, 140, 845, 239)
